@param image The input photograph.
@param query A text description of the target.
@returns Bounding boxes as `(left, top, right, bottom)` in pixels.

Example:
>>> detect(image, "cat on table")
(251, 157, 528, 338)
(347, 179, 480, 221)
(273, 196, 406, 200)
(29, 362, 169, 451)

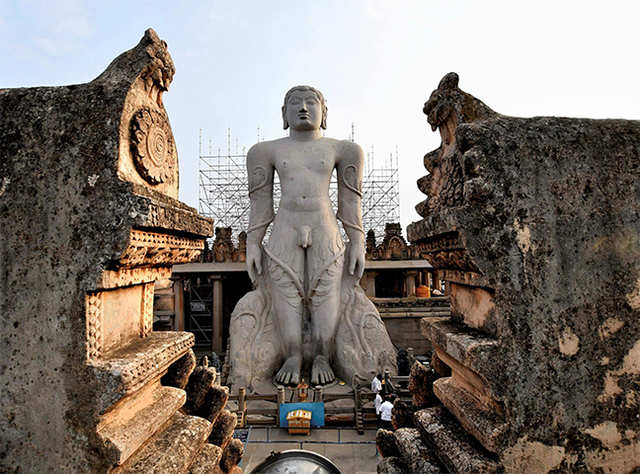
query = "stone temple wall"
(379, 73, 640, 473)
(0, 30, 241, 473)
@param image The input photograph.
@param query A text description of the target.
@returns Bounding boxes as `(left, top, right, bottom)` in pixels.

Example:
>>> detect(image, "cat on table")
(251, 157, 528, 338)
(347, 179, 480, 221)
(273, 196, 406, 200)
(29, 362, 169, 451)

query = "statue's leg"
(308, 246, 344, 385)
(265, 243, 305, 386)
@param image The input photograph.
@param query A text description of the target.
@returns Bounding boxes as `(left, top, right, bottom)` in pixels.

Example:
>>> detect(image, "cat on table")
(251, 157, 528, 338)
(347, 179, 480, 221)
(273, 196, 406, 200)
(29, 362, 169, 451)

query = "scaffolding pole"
(198, 130, 399, 242)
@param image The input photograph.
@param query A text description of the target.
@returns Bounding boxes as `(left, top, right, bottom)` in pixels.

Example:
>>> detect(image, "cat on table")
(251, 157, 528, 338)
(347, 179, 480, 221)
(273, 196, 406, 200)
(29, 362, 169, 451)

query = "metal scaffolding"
(198, 129, 399, 241)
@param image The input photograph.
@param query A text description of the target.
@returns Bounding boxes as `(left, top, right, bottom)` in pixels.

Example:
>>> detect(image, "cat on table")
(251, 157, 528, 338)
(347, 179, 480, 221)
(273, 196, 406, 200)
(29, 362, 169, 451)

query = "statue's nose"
(299, 102, 308, 112)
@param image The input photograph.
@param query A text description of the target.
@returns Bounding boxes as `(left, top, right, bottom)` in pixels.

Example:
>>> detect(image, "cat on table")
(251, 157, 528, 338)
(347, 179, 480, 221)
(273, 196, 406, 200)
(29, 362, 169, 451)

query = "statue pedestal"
(228, 269, 397, 391)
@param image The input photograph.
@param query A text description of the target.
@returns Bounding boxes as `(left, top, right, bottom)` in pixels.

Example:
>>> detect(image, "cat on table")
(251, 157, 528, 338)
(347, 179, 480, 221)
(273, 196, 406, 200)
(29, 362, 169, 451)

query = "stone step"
(97, 382, 186, 466)
(415, 406, 501, 474)
(394, 428, 445, 474)
(372, 296, 450, 306)
(433, 377, 507, 453)
(381, 311, 451, 319)
(379, 306, 451, 313)
(421, 317, 499, 381)
(89, 331, 194, 414)
(187, 443, 223, 474)
(378, 456, 408, 474)
(114, 411, 212, 474)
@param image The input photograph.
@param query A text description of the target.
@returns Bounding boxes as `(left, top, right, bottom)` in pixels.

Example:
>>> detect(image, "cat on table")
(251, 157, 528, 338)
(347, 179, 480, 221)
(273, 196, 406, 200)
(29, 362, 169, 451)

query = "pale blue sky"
(2, 1, 639, 232)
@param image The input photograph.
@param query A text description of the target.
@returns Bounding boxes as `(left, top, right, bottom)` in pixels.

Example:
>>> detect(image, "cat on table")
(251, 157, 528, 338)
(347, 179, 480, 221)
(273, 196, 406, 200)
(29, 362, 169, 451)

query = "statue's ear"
(321, 105, 327, 130)
(282, 105, 289, 130)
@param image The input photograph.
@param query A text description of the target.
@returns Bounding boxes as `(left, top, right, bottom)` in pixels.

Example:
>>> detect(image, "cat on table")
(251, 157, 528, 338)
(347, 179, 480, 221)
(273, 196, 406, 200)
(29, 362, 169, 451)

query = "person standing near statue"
(379, 394, 395, 430)
(245, 85, 366, 387)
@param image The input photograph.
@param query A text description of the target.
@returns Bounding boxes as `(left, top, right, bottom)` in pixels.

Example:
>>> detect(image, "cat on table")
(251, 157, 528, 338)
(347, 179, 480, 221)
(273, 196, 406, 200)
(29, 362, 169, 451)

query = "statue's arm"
(337, 141, 366, 278)
(246, 143, 274, 281)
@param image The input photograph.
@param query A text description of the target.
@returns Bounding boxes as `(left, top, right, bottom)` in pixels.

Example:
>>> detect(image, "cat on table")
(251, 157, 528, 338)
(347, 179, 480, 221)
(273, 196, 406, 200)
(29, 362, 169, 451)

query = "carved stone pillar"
(172, 276, 185, 332)
(210, 275, 224, 354)
(360, 270, 377, 297)
(405, 270, 418, 297)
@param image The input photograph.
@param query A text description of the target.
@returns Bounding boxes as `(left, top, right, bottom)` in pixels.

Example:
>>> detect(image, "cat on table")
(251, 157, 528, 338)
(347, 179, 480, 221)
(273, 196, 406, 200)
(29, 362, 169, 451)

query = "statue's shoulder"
(334, 139, 364, 163)
(247, 139, 283, 164)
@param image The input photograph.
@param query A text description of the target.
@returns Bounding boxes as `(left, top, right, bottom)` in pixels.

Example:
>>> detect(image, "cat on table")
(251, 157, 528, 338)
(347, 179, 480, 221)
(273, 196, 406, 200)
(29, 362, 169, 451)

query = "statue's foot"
(275, 355, 301, 385)
(311, 355, 335, 385)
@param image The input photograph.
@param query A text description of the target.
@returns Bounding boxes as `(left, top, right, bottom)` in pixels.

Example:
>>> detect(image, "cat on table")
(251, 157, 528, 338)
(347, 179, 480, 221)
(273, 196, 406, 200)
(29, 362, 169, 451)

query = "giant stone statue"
(228, 86, 396, 389)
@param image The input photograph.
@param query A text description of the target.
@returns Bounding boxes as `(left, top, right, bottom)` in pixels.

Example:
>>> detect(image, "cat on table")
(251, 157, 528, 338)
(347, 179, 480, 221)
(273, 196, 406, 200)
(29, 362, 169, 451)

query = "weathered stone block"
(209, 409, 237, 449)
(377, 457, 406, 474)
(394, 428, 444, 474)
(408, 360, 438, 408)
(391, 398, 415, 429)
(414, 407, 501, 473)
(162, 349, 197, 390)
(0, 28, 212, 472)
(433, 377, 507, 453)
(188, 444, 223, 474)
(96, 382, 185, 466)
(376, 428, 400, 458)
(219, 438, 244, 473)
(408, 72, 640, 472)
(185, 364, 217, 414)
(201, 385, 230, 423)
(115, 412, 212, 473)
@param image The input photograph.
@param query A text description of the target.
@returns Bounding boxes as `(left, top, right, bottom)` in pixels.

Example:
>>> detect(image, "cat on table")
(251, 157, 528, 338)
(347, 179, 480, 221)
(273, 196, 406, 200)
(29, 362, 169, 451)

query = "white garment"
(371, 376, 382, 394)
(379, 401, 393, 421)
(374, 394, 383, 415)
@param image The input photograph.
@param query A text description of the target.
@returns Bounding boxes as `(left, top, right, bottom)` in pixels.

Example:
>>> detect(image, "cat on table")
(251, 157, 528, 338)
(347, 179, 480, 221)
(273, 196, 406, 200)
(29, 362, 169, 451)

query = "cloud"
(28, 0, 93, 56)
(33, 36, 61, 56)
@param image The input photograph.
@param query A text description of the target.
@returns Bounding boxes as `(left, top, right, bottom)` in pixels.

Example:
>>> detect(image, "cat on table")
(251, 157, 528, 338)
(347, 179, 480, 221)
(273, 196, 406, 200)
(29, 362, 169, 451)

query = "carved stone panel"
(130, 107, 175, 185)
(140, 282, 154, 337)
(118, 229, 204, 268)
(86, 292, 104, 362)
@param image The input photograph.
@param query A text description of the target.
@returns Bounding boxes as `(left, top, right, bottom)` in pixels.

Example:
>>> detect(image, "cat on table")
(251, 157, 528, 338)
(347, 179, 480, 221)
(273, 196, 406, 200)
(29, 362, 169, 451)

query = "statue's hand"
(246, 242, 262, 283)
(348, 239, 365, 280)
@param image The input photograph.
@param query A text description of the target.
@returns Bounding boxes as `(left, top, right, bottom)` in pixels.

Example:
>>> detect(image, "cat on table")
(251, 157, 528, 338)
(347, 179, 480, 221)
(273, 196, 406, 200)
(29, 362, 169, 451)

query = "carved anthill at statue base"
(228, 86, 396, 390)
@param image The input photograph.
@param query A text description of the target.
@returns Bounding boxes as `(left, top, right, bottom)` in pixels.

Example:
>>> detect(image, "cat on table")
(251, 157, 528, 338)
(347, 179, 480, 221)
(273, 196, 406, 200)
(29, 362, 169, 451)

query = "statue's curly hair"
(282, 85, 327, 130)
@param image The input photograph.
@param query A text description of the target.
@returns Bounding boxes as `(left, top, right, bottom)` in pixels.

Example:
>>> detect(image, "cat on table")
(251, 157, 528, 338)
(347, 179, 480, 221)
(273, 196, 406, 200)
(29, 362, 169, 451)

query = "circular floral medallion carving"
(130, 107, 175, 185)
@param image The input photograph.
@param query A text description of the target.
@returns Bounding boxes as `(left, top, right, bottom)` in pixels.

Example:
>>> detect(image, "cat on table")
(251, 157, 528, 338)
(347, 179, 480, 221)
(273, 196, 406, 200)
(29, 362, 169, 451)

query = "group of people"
(371, 373, 396, 430)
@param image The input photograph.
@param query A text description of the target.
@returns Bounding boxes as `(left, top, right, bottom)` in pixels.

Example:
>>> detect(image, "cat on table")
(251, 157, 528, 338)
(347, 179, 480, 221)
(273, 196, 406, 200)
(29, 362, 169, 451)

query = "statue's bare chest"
(273, 144, 337, 180)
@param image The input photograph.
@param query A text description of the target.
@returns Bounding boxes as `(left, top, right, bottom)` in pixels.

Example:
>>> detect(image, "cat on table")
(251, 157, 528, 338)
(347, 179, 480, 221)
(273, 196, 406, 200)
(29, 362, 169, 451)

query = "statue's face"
(285, 90, 323, 131)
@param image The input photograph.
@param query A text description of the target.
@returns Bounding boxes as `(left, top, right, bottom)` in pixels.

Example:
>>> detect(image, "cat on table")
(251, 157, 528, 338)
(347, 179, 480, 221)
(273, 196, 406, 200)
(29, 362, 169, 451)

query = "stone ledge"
(421, 317, 499, 375)
(97, 384, 186, 466)
(381, 310, 451, 319)
(89, 331, 194, 413)
(433, 377, 507, 454)
(415, 406, 501, 473)
(394, 427, 445, 473)
(371, 296, 450, 307)
(115, 227, 205, 269)
(99, 266, 172, 290)
(133, 183, 213, 238)
(114, 411, 212, 473)
(188, 443, 223, 474)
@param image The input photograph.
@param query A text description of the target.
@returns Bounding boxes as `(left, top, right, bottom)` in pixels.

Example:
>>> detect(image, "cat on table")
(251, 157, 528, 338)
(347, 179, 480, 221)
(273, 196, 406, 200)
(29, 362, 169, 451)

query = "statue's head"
(282, 85, 327, 131)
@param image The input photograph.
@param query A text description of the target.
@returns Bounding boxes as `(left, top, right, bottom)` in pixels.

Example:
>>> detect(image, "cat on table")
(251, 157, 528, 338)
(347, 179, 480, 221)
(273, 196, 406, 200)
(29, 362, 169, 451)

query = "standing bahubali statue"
(228, 86, 397, 391)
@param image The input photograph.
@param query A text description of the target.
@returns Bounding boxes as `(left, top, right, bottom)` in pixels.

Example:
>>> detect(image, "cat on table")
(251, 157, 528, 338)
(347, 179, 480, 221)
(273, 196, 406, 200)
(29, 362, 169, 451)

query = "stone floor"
(237, 427, 378, 473)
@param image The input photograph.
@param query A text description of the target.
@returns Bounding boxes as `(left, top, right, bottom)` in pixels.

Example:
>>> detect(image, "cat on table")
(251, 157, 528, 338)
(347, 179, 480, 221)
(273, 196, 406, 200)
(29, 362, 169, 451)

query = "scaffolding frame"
(198, 130, 399, 242)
